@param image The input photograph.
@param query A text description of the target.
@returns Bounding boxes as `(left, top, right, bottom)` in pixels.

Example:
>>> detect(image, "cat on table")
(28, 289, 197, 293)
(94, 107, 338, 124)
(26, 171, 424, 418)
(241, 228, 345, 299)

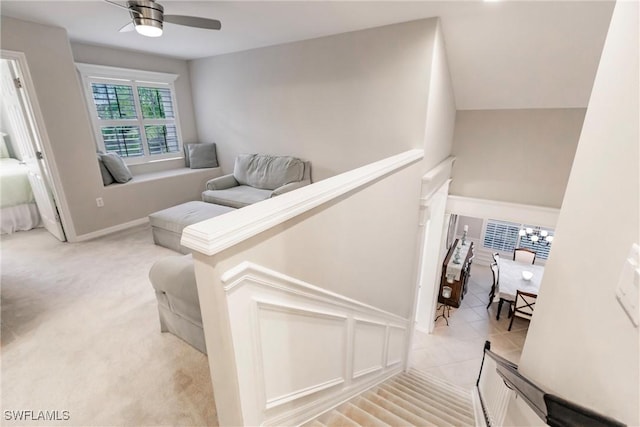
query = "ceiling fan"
(104, 0, 222, 38)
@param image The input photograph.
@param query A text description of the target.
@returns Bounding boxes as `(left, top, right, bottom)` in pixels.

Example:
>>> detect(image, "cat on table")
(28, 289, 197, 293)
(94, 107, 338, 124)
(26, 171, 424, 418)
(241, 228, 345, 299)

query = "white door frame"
(405, 156, 456, 366)
(413, 179, 452, 333)
(1, 49, 75, 240)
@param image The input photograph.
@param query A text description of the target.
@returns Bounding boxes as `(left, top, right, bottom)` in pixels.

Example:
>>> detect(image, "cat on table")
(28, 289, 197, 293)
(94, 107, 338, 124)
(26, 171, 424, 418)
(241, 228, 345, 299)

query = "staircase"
(302, 369, 476, 427)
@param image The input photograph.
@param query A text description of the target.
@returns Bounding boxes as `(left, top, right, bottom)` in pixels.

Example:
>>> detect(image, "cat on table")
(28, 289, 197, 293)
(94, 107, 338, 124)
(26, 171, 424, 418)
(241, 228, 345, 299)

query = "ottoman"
(149, 201, 235, 253)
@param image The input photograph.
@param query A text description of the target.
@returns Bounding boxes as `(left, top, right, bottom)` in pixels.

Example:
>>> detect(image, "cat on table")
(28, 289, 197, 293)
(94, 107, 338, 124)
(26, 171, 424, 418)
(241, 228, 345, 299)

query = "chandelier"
(519, 227, 554, 245)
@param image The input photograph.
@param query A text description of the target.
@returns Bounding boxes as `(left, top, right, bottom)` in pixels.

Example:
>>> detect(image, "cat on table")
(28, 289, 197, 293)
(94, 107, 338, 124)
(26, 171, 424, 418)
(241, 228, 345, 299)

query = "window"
(77, 63, 182, 164)
(483, 219, 555, 260)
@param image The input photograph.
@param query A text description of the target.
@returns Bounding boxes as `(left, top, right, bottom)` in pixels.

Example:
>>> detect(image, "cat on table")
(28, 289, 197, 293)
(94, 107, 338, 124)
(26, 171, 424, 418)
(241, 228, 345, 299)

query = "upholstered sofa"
(202, 154, 312, 208)
(149, 153, 312, 353)
(149, 254, 206, 353)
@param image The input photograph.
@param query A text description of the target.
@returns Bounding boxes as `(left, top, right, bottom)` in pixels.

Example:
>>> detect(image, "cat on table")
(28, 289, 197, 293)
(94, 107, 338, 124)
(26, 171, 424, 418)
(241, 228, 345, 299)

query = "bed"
(1, 157, 41, 234)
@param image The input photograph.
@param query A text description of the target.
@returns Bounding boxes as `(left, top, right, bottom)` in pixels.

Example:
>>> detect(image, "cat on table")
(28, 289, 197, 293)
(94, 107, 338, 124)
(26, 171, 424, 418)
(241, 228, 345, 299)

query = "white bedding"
(0, 158, 41, 234)
(1, 203, 41, 234)
(0, 158, 35, 208)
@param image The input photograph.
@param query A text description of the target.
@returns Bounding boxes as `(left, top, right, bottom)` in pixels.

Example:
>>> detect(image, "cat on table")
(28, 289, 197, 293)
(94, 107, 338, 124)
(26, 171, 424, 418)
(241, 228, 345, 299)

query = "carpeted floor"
(1, 225, 217, 426)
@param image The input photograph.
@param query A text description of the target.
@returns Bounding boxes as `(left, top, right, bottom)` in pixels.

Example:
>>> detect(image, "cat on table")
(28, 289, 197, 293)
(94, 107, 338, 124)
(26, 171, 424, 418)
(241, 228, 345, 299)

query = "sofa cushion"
(233, 154, 304, 190)
(202, 185, 272, 209)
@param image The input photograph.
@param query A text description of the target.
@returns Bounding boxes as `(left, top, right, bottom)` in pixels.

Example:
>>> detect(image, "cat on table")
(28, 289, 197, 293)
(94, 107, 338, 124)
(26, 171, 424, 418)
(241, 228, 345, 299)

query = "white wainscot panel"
(386, 326, 406, 367)
(352, 320, 386, 379)
(258, 303, 347, 409)
(221, 262, 411, 426)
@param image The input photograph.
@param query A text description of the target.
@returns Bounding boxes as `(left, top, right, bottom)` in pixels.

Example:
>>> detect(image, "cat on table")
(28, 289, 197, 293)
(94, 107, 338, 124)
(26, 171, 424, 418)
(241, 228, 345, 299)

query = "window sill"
(104, 166, 222, 187)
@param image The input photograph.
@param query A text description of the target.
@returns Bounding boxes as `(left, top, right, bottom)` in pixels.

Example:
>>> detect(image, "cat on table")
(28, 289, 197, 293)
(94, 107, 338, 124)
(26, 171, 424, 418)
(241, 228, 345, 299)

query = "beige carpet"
(1, 225, 217, 426)
(302, 369, 474, 427)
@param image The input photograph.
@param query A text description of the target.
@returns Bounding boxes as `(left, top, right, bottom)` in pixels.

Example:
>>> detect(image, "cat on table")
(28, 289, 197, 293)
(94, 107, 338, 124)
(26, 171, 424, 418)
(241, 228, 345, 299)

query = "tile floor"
(409, 263, 531, 390)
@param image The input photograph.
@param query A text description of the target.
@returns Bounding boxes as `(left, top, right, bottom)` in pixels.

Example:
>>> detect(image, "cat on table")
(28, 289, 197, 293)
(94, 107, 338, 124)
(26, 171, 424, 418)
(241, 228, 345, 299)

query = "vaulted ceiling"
(1, 1, 615, 110)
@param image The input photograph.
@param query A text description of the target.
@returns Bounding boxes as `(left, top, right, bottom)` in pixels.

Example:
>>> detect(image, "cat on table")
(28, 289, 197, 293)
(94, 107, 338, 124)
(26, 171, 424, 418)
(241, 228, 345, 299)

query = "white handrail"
(181, 149, 424, 256)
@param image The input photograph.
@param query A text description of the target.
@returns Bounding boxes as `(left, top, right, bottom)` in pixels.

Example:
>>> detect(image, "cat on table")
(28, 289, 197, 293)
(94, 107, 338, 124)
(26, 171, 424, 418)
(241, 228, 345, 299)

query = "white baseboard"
(71, 217, 149, 242)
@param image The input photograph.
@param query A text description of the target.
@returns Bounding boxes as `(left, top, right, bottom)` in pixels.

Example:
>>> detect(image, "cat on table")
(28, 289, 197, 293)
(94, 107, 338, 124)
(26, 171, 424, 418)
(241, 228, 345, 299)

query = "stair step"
(378, 383, 474, 426)
(390, 377, 474, 417)
(397, 374, 472, 407)
(304, 370, 477, 427)
(374, 386, 456, 427)
(395, 376, 473, 412)
(318, 410, 360, 427)
(362, 391, 437, 427)
(351, 396, 415, 427)
(405, 370, 472, 400)
(338, 402, 391, 427)
(407, 369, 472, 395)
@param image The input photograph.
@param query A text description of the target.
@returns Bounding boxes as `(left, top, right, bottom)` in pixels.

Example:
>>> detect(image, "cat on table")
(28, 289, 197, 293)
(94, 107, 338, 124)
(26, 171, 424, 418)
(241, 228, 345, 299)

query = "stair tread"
(319, 410, 360, 427)
(304, 371, 477, 427)
(377, 383, 474, 426)
(389, 378, 474, 417)
(362, 391, 437, 427)
(352, 396, 415, 427)
(397, 374, 472, 405)
(392, 377, 474, 415)
(375, 387, 457, 427)
(404, 370, 472, 400)
(406, 369, 472, 397)
(339, 402, 392, 427)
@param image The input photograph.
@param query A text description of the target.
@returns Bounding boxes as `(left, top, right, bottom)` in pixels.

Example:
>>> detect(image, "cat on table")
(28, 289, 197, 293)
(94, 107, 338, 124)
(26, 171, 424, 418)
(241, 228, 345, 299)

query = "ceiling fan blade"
(118, 22, 136, 32)
(164, 15, 221, 30)
(103, 0, 135, 13)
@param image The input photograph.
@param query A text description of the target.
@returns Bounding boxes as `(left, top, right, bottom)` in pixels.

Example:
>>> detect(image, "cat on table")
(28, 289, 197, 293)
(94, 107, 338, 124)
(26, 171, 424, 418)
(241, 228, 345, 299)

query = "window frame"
(76, 63, 183, 165)
(481, 218, 555, 260)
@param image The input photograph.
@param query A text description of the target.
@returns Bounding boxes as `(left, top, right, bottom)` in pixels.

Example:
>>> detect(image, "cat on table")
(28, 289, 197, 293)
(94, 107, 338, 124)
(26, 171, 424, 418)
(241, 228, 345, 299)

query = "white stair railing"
(475, 342, 514, 426)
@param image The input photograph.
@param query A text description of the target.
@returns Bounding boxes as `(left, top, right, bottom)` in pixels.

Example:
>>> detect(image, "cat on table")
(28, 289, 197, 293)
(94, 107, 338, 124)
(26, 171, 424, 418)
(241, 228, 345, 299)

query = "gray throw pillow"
(183, 144, 192, 167)
(188, 143, 218, 169)
(99, 152, 133, 183)
(97, 155, 115, 186)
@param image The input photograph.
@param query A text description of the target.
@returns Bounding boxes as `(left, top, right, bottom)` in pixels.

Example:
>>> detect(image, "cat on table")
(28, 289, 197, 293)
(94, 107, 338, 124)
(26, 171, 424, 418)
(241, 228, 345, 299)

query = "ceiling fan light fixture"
(107, 0, 222, 36)
(135, 22, 163, 37)
(128, 0, 164, 37)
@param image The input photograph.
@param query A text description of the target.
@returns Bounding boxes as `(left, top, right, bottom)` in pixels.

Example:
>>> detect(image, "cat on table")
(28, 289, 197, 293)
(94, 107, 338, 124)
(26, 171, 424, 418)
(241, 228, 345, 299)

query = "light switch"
(615, 243, 640, 327)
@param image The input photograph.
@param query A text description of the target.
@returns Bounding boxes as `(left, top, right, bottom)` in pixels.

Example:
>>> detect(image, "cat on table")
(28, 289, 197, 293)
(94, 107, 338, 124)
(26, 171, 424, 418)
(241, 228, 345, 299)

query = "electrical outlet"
(96, 197, 104, 207)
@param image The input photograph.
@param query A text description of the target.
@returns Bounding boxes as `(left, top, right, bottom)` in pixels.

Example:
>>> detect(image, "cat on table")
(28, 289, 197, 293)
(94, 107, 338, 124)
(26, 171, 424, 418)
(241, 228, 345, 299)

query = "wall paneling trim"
(220, 261, 410, 426)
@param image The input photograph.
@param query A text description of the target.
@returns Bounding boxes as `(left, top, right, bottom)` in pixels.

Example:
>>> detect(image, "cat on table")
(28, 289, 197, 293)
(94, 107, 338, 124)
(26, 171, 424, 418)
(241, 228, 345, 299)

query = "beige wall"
(456, 215, 483, 240)
(450, 108, 585, 208)
(422, 21, 456, 171)
(1, 18, 206, 238)
(1, 17, 99, 238)
(512, 1, 639, 424)
(190, 21, 458, 422)
(189, 19, 439, 181)
(194, 159, 425, 426)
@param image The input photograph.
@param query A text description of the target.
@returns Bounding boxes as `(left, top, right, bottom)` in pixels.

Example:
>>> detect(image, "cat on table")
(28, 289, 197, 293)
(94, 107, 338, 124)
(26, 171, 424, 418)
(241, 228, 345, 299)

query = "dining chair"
(487, 262, 499, 309)
(508, 290, 537, 331)
(513, 248, 536, 265)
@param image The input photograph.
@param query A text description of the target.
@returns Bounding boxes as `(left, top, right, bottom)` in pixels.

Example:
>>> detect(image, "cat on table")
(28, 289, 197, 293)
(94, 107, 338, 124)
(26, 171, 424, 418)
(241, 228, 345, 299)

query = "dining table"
(496, 258, 545, 320)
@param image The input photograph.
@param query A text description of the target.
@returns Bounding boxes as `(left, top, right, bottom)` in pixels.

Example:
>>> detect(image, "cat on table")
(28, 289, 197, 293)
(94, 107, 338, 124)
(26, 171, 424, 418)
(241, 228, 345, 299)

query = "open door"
(1, 59, 66, 241)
